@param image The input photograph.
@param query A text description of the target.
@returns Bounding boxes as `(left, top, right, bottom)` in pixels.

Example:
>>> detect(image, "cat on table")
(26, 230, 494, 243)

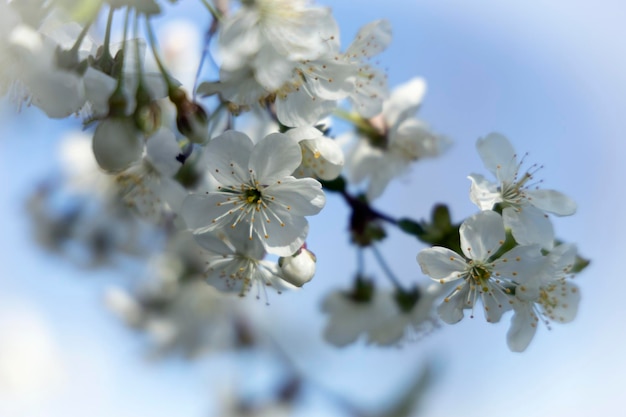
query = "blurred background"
(1, 0, 624, 416)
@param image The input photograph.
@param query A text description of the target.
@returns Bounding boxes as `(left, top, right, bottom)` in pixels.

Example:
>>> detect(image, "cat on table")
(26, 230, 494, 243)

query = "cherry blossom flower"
(193, 227, 298, 297)
(113, 127, 187, 222)
(507, 243, 580, 352)
(346, 77, 450, 201)
(182, 130, 326, 256)
(417, 211, 543, 324)
(322, 280, 439, 347)
(218, 0, 339, 90)
(468, 133, 577, 249)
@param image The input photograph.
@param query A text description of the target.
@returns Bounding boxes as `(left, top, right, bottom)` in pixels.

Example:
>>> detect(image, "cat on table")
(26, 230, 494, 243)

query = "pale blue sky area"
(1, 1, 625, 416)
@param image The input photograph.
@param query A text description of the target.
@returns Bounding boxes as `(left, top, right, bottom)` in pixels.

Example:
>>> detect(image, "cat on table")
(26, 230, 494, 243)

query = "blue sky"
(1, 1, 625, 416)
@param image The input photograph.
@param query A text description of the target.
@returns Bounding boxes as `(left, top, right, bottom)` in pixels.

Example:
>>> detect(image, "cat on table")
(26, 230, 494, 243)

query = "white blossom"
(182, 130, 326, 256)
(321, 282, 439, 347)
(468, 133, 577, 249)
(346, 77, 450, 201)
(218, 0, 339, 90)
(193, 227, 298, 297)
(113, 127, 187, 222)
(417, 211, 543, 324)
(507, 244, 580, 352)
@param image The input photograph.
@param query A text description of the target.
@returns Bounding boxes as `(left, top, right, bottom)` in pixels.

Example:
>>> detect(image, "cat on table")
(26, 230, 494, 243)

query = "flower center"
(243, 188, 262, 205)
(467, 261, 493, 292)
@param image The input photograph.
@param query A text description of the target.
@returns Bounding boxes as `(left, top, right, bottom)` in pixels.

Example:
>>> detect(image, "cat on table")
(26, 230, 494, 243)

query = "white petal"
(226, 225, 267, 260)
(253, 45, 294, 90)
(346, 19, 392, 58)
(437, 285, 470, 324)
(503, 206, 554, 249)
(366, 155, 407, 201)
(250, 133, 302, 183)
(459, 211, 505, 260)
(83, 67, 116, 116)
(417, 247, 466, 283)
(507, 302, 538, 352)
(206, 130, 253, 186)
(492, 244, 544, 288)
(468, 173, 502, 210)
(350, 67, 388, 118)
(181, 193, 224, 231)
(301, 60, 354, 100)
(284, 126, 323, 142)
(146, 128, 182, 177)
(392, 119, 450, 159)
(545, 243, 578, 281)
(265, 177, 326, 216)
(383, 77, 426, 127)
(218, 11, 261, 70)
(476, 133, 518, 182)
(260, 214, 309, 257)
(526, 189, 577, 216)
(345, 140, 382, 184)
(480, 287, 513, 323)
(276, 88, 336, 127)
(193, 231, 234, 255)
(541, 281, 580, 323)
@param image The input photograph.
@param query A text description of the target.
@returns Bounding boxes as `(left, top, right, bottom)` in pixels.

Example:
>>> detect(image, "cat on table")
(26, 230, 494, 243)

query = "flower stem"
(371, 244, 405, 290)
(68, 19, 94, 55)
(145, 16, 177, 95)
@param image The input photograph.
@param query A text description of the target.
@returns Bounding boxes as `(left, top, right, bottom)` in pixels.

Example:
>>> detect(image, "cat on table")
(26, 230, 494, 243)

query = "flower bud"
(170, 88, 209, 144)
(278, 247, 317, 287)
(176, 100, 209, 144)
(92, 117, 143, 172)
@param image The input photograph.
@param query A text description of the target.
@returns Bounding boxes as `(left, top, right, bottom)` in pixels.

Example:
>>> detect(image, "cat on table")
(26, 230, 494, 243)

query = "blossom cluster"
(3, 0, 587, 359)
(418, 133, 580, 351)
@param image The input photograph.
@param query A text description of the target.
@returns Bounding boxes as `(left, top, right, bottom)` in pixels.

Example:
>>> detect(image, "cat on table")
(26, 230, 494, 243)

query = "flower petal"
(383, 77, 426, 127)
(146, 128, 182, 177)
(437, 285, 470, 324)
(507, 301, 538, 352)
(250, 133, 302, 183)
(541, 281, 580, 323)
(503, 205, 554, 249)
(468, 173, 502, 210)
(476, 133, 518, 182)
(417, 247, 466, 283)
(459, 211, 505, 260)
(276, 88, 336, 127)
(526, 189, 577, 216)
(206, 130, 253, 186)
(265, 177, 326, 216)
(260, 213, 309, 257)
(181, 193, 225, 231)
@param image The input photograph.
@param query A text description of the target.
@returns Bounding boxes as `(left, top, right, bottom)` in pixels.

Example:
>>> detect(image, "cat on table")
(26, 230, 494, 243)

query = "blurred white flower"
(346, 77, 450, 201)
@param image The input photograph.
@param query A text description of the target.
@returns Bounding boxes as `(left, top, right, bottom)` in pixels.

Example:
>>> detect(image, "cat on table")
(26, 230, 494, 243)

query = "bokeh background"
(1, 0, 624, 416)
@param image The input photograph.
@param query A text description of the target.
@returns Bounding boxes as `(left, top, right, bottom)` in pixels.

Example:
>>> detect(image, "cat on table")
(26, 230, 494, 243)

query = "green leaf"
(398, 218, 426, 237)
(570, 255, 591, 274)
(319, 176, 346, 193)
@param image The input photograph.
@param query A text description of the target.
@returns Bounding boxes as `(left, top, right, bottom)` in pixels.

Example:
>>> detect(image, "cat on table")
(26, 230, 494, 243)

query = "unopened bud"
(92, 117, 143, 172)
(176, 101, 209, 144)
(171, 89, 209, 144)
(278, 247, 317, 287)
